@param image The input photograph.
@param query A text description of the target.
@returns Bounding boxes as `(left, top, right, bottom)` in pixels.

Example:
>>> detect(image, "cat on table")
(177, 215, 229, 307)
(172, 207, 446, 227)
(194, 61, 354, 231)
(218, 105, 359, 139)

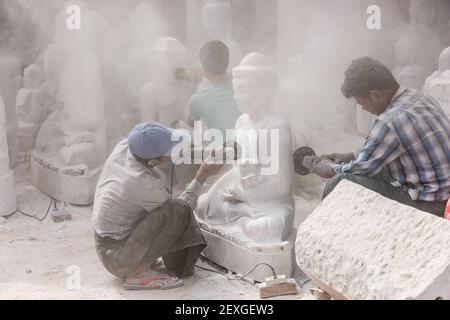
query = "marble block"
(296, 180, 450, 300)
(30, 153, 102, 205)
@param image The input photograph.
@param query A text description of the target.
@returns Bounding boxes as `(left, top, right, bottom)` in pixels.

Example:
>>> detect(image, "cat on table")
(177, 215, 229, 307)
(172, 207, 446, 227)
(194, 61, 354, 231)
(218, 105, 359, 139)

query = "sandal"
(124, 274, 184, 290)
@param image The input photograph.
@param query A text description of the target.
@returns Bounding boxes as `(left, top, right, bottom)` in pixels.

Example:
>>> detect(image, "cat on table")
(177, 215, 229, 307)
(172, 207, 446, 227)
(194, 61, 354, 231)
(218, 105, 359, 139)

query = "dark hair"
(341, 57, 399, 98)
(199, 40, 230, 76)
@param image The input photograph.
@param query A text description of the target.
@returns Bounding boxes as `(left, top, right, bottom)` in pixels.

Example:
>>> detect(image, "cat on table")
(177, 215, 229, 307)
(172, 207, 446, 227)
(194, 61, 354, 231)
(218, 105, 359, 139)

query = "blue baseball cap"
(127, 122, 187, 160)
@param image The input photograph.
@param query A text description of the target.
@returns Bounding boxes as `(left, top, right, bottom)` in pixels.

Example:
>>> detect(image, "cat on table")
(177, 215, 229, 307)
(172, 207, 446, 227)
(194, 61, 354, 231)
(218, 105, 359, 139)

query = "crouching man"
(92, 122, 222, 290)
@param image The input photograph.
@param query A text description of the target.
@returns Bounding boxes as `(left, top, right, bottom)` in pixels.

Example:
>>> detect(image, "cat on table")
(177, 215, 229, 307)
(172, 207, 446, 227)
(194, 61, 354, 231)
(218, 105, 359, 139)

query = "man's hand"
(311, 161, 336, 179)
(195, 157, 223, 185)
(321, 152, 355, 164)
(303, 156, 322, 170)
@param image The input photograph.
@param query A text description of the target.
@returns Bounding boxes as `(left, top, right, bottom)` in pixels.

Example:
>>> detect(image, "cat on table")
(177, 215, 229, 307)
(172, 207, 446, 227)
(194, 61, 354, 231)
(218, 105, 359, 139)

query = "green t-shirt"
(188, 82, 241, 137)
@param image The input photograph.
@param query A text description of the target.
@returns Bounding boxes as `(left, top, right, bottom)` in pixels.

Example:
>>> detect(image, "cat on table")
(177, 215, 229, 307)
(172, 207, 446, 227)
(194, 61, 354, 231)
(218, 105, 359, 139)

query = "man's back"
(188, 81, 241, 136)
(374, 89, 450, 201)
(92, 140, 170, 240)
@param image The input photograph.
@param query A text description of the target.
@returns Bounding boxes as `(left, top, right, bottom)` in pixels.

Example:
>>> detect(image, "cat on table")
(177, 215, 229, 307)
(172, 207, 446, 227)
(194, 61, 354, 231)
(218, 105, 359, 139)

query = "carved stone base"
(198, 220, 295, 282)
(30, 154, 102, 205)
(0, 171, 17, 216)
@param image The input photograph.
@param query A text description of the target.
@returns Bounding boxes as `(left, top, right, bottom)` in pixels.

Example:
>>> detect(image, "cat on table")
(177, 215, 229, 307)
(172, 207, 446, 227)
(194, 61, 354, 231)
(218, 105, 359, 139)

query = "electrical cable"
(195, 261, 278, 284)
(239, 263, 277, 280)
(195, 264, 228, 277)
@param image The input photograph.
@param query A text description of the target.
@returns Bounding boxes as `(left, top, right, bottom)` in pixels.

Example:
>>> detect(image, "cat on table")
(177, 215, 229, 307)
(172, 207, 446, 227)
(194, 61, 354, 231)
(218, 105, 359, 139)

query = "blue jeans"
(323, 173, 446, 217)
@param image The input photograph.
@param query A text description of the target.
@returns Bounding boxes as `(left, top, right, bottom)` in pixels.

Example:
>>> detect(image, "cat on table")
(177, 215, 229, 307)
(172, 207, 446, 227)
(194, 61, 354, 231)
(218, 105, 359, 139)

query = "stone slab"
(0, 171, 17, 216)
(296, 180, 450, 300)
(30, 155, 102, 205)
(199, 221, 295, 282)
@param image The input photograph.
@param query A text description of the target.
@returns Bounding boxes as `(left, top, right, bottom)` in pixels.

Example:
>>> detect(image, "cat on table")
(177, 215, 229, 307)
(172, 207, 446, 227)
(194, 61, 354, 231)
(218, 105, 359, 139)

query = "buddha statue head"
(232, 53, 278, 118)
(23, 64, 43, 89)
(202, 0, 232, 40)
(438, 47, 450, 72)
(150, 37, 187, 84)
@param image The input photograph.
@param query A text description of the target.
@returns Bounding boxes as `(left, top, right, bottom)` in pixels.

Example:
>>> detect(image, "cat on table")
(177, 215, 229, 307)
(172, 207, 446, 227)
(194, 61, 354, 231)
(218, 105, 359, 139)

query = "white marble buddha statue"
(140, 37, 191, 128)
(127, 3, 165, 101)
(196, 53, 295, 244)
(35, 3, 106, 170)
(202, 0, 242, 69)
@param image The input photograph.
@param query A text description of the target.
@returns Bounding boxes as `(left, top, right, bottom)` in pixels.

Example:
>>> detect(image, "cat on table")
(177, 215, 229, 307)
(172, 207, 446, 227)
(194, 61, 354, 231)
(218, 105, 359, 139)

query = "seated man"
(196, 53, 295, 244)
(92, 122, 222, 290)
(188, 41, 242, 137)
(309, 57, 450, 217)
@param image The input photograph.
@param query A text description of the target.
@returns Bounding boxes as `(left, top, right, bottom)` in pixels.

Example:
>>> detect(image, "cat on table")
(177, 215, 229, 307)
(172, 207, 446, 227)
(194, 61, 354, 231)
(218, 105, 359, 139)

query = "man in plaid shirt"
(311, 57, 450, 217)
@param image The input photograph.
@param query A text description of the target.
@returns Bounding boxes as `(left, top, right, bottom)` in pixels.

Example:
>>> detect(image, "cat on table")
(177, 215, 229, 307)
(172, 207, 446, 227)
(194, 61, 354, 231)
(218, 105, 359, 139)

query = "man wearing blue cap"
(92, 122, 222, 290)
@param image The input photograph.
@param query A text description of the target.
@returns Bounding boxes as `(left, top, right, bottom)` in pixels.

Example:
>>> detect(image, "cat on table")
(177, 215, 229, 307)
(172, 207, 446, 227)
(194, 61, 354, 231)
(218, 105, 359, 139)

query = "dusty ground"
(0, 165, 322, 300)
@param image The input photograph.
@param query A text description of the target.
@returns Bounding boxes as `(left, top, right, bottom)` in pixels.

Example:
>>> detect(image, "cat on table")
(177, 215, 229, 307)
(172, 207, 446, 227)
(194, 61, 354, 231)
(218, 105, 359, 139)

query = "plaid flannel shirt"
(334, 88, 450, 202)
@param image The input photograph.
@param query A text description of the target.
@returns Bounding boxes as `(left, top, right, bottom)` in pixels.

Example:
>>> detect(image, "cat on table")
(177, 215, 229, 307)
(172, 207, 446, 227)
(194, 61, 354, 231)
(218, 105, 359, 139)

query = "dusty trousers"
(94, 199, 206, 278)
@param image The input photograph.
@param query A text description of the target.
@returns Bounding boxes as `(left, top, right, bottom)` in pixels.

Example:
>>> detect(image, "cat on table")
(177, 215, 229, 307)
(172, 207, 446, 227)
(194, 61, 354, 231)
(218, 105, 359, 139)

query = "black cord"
(239, 263, 277, 281)
(195, 265, 228, 277)
(196, 261, 278, 284)
(14, 198, 54, 222)
(299, 279, 311, 288)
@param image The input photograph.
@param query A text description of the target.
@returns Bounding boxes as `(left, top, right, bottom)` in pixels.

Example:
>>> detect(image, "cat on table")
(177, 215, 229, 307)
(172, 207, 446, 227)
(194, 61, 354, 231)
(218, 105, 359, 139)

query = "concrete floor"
(0, 165, 321, 300)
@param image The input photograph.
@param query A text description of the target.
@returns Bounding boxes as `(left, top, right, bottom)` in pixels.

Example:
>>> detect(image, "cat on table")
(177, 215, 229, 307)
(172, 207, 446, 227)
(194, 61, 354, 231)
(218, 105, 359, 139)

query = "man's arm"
(178, 159, 223, 210)
(333, 122, 403, 177)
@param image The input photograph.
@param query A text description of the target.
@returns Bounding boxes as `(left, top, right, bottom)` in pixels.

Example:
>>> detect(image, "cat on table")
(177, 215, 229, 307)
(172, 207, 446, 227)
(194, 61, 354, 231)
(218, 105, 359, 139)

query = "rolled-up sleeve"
(334, 122, 403, 177)
(178, 179, 203, 210)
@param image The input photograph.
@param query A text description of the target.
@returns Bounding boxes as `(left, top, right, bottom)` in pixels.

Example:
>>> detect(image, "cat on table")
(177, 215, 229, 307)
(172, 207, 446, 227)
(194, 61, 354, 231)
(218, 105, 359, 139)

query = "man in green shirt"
(188, 41, 241, 137)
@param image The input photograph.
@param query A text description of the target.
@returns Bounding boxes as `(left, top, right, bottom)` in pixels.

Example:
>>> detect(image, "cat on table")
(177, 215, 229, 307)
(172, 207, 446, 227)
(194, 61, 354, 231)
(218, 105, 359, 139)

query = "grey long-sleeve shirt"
(92, 140, 202, 240)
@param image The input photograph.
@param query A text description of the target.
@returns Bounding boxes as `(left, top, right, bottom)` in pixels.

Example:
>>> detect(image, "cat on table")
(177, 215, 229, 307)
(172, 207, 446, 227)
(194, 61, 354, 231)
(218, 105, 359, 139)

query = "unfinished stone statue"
(15, 64, 45, 163)
(140, 37, 191, 127)
(31, 4, 106, 205)
(127, 3, 165, 103)
(202, 0, 242, 69)
(95, 15, 133, 153)
(195, 53, 295, 280)
(0, 56, 21, 168)
(0, 95, 17, 216)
